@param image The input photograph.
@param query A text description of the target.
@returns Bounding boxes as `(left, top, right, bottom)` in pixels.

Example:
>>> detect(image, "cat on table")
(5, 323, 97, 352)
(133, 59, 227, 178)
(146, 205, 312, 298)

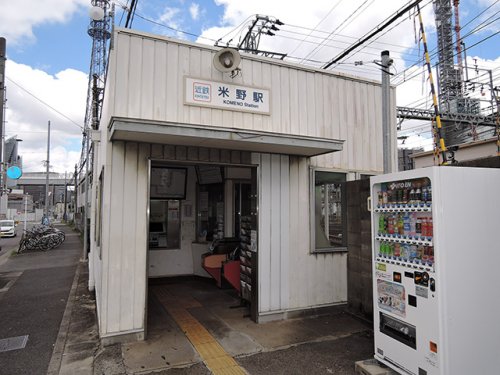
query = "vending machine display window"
(311, 170, 347, 252)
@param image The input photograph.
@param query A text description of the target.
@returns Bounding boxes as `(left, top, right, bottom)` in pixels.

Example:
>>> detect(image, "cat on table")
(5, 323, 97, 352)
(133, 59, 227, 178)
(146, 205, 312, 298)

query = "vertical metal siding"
(287, 156, 347, 309)
(255, 153, 291, 313)
(133, 143, 149, 329)
(94, 31, 397, 334)
(111, 31, 393, 173)
(106, 141, 125, 333)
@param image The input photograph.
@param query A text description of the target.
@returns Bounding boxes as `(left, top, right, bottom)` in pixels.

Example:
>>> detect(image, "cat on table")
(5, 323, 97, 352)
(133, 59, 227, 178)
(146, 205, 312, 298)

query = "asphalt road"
(0, 224, 81, 375)
(0, 223, 23, 253)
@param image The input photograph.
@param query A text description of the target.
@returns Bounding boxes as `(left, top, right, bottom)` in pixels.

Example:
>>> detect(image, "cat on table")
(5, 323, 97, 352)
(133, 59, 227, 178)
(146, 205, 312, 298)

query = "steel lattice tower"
(79, 0, 112, 171)
(433, 0, 482, 147)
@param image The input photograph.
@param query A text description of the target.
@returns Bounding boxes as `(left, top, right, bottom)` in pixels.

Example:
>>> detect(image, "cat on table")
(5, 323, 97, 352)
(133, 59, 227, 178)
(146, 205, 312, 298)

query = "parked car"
(0, 220, 16, 237)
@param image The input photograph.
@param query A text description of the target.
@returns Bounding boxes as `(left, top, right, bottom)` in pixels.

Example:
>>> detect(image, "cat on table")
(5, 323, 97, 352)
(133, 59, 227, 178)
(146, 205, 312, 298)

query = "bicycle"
(18, 225, 65, 253)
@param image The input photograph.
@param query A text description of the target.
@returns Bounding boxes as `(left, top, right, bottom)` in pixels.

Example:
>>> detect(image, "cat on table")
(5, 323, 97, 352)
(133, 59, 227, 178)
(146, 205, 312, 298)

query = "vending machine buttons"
(430, 278, 436, 292)
(393, 272, 402, 283)
(414, 271, 422, 285)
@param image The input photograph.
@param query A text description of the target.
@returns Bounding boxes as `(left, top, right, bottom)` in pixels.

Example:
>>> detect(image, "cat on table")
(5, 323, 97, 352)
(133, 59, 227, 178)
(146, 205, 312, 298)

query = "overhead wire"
(285, 22, 423, 54)
(281, 27, 422, 60)
(331, 0, 433, 69)
(392, 8, 498, 83)
(215, 15, 254, 46)
(301, 0, 376, 63)
(392, 5, 500, 85)
(6, 77, 84, 131)
(393, 27, 500, 86)
(132, 13, 218, 42)
(288, 0, 345, 57)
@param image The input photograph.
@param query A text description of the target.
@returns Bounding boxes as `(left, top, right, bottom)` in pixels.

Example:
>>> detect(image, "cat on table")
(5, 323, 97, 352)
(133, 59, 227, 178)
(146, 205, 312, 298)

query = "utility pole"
(74, 164, 77, 219)
(381, 50, 393, 173)
(0, 38, 6, 215)
(63, 171, 67, 222)
(23, 194, 27, 232)
(45, 120, 50, 220)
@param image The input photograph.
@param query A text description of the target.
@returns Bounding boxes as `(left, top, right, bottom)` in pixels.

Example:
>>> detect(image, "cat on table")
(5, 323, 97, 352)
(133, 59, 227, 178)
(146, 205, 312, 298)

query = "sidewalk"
(43, 230, 375, 375)
(47, 260, 100, 375)
(0, 224, 81, 375)
(55, 276, 374, 375)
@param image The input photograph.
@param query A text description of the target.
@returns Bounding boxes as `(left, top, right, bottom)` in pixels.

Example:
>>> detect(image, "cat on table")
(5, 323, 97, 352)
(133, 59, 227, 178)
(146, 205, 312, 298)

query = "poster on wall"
(150, 167, 187, 199)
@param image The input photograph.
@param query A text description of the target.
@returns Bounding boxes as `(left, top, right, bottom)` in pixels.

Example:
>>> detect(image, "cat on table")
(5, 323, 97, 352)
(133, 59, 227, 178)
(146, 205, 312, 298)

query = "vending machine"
(370, 166, 500, 375)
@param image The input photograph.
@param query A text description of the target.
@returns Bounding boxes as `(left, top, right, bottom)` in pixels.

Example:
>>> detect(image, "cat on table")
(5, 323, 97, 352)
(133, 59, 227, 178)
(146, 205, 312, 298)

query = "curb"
(46, 260, 83, 375)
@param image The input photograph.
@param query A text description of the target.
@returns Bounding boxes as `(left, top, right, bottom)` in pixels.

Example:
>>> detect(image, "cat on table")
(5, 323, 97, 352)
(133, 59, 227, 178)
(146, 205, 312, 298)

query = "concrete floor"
(121, 277, 373, 374)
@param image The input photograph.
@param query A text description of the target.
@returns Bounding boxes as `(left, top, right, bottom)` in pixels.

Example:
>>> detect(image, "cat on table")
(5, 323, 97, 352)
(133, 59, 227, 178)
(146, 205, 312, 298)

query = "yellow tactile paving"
(153, 286, 248, 375)
(195, 341, 228, 360)
(186, 330, 216, 345)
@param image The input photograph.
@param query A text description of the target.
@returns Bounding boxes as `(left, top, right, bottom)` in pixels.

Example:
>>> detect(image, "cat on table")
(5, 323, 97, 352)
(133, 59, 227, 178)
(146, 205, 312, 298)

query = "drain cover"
(0, 335, 29, 353)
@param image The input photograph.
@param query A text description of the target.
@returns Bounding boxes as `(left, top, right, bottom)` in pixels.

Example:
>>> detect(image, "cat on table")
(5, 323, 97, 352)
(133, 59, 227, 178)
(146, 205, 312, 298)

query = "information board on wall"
(185, 77, 270, 115)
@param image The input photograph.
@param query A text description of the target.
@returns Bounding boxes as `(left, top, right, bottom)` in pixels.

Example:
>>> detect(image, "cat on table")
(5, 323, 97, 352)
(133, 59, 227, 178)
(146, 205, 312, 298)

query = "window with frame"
(312, 170, 347, 252)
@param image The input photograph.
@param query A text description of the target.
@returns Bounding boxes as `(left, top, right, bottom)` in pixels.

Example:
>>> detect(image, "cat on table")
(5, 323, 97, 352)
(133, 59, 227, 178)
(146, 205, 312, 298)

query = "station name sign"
(185, 77, 270, 115)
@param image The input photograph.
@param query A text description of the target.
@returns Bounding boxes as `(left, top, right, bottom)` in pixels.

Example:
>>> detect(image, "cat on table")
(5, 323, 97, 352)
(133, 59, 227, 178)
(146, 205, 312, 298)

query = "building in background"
(398, 148, 423, 171)
(10, 172, 75, 221)
(411, 137, 498, 168)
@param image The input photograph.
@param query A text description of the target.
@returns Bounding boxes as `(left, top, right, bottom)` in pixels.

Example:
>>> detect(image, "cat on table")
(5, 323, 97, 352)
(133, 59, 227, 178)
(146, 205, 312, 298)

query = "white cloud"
(0, 0, 88, 45)
(156, 7, 186, 38)
(5, 60, 87, 173)
(189, 3, 200, 21)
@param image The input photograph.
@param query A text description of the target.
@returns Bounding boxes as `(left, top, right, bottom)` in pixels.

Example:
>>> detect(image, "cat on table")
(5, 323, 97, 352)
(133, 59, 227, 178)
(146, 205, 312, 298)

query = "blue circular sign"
(7, 166, 22, 179)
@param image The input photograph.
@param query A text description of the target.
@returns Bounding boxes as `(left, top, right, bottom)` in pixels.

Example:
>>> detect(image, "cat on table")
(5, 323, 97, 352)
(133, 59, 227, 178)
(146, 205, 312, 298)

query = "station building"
(89, 27, 397, 343)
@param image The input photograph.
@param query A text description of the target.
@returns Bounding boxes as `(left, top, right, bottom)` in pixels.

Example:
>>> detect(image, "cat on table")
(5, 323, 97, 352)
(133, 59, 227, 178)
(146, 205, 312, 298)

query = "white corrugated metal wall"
(107, 29, 395, 174)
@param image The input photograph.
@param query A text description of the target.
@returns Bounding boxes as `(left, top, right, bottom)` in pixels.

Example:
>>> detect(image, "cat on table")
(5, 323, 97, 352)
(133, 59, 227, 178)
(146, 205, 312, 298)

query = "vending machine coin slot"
(430, 278, 436, 292)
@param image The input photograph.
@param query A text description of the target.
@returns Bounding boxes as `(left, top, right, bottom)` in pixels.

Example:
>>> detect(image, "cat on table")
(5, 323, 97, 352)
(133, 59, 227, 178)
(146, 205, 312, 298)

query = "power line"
(285, 23, 423, 53)
(133, 13, 218, 43)
(276, 32, 421, 65)
(394, 28, 500, 86)
(460, 0, 499, 31)
(6, 77, 83, 130)
(392, 6, 500, 85)
(323, 0, 425, 69)
(303, 0, 376, 63)
(281, 27, 422, 60)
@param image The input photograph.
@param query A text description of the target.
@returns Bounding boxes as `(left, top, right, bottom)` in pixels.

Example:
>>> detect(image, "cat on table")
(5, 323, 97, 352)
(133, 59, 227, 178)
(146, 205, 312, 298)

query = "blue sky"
(0, 0, 498, 171)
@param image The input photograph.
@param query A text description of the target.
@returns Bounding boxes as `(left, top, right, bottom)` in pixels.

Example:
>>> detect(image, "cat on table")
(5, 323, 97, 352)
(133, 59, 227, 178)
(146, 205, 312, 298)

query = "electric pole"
(0, 38, 6, 207)
(381, 51, 393, 173)
(63, 171, 67, 222)
(45, 120, 50, 220)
